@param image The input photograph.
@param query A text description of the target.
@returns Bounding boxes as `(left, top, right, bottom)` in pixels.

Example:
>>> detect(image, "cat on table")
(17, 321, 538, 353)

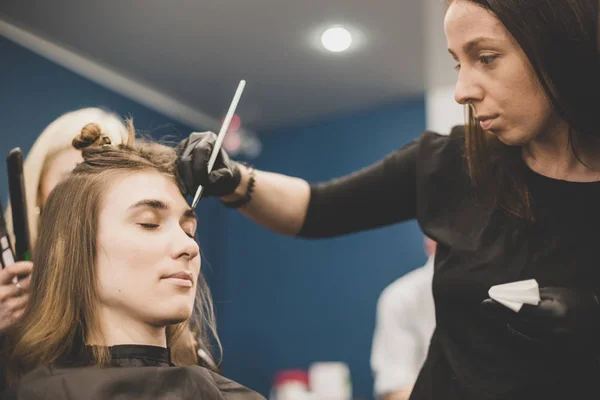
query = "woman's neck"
(90, 307, 167, 348)
(522, 123, 600, 182)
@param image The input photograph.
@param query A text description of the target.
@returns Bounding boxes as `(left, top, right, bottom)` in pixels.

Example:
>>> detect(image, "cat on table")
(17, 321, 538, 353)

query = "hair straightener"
(7, 148, 31, 262)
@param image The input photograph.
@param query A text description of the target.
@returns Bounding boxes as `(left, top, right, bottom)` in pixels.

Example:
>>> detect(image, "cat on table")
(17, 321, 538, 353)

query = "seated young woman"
(2, 122, 264, 400)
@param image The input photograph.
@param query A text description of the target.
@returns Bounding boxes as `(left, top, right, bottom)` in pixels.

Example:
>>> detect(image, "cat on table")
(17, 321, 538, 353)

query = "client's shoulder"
(207, 369, 266, 400)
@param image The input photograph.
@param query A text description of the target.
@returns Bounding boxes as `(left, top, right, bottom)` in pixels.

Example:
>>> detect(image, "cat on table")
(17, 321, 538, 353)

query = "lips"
(163, 271, 193, 283)
(477, 115, 497, 131)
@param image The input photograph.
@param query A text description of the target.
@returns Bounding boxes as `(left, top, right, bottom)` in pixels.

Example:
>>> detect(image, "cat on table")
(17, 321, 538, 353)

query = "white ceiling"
(0, 0, 426, 131)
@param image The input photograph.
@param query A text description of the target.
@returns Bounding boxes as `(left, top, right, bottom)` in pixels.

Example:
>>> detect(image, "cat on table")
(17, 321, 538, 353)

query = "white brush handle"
(191, 79, 246, 208)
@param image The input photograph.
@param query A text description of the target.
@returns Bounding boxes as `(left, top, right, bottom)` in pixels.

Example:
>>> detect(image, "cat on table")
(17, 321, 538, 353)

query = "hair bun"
(72, 123, 112, 150)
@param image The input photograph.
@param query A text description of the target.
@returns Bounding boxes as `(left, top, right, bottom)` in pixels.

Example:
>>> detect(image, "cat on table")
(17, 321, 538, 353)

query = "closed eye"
(139, 223, 159, 229)
(182, 223, 196, 239)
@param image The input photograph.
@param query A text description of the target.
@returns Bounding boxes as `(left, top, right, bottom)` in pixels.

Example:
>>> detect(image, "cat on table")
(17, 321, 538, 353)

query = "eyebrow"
(448, 37, 500, 58)
(128, 199, 197, 221)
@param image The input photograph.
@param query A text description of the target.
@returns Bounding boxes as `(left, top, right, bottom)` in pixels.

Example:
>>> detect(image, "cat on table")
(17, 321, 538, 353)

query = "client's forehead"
(101, 171, 189, 214)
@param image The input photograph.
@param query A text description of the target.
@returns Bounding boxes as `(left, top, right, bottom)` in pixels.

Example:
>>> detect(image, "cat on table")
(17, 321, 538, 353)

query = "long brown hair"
(449, 0, 600, 220)
(7, 121, 220, 381)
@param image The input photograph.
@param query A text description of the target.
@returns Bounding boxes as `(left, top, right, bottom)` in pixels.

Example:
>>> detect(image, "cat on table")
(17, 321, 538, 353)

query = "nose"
(173, 229, 200, 261)
(454, 68, 483, 105)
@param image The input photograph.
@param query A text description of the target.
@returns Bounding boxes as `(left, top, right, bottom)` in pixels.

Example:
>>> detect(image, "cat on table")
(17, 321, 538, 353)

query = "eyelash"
(138, 223, 195, 239)
(479, 55, 498, 66)
(453, 55, 498, 71)
(139, 223, 158, 229)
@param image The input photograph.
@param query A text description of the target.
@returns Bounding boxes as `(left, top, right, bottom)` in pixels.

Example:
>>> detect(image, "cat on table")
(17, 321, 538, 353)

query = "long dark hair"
(453, 0, 600, 220)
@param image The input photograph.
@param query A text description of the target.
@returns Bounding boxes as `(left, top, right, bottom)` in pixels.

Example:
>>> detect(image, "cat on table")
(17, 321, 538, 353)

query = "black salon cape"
(299, 127, 600, 399)
(2, 345, 265, 400)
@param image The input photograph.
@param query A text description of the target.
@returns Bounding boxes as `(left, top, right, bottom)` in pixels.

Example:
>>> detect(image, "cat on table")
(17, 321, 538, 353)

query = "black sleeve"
(297, 137, 420, 238)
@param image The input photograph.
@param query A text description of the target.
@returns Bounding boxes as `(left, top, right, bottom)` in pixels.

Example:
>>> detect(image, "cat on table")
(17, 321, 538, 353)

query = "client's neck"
(91, 307, 167, 348)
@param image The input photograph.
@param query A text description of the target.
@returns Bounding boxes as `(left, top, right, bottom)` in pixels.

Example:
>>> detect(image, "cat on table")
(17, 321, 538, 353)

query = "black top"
(299, 128, 600, 399)
(2, 344, 264, 400)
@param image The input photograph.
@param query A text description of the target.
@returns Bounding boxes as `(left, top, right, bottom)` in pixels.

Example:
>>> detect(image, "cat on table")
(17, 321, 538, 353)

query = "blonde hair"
(4, 108, 128, 250)
(8, 121, 219, 380)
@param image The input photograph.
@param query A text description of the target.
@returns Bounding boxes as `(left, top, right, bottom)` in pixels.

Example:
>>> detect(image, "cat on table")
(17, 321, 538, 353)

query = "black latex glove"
(481, 287, 600, 348)
(176, 132, 241, 198)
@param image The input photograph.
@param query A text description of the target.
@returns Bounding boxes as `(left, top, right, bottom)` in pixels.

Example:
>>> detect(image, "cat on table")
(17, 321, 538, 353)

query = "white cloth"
(370, 256, 436, 397)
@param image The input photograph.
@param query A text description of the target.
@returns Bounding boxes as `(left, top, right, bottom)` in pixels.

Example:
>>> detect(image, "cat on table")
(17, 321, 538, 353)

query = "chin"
(153, 304, 194, 326)
(490, 129, 530, 146)
(159, 314, 191, 326)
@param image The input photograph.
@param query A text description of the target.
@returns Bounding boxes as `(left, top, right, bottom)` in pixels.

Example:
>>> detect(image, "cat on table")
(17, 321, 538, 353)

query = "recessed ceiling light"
(321, 26, 352, 53)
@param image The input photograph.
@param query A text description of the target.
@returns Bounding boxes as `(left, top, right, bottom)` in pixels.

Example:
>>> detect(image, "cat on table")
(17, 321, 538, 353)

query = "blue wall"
(1, 35, 429, 399)
(220, 98, 427, 398)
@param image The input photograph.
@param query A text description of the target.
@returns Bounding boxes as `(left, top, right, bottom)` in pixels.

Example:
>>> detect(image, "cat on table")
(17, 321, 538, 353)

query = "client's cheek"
(121, 249, 156, 272)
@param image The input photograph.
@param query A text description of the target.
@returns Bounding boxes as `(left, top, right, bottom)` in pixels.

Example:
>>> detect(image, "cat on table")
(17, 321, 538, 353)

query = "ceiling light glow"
(321, 26, 352, 52)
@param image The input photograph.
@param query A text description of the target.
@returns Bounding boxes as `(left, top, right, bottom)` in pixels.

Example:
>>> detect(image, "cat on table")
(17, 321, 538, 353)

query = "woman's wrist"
(219, 163, 251, 202)
(220, 163, 255, 208)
